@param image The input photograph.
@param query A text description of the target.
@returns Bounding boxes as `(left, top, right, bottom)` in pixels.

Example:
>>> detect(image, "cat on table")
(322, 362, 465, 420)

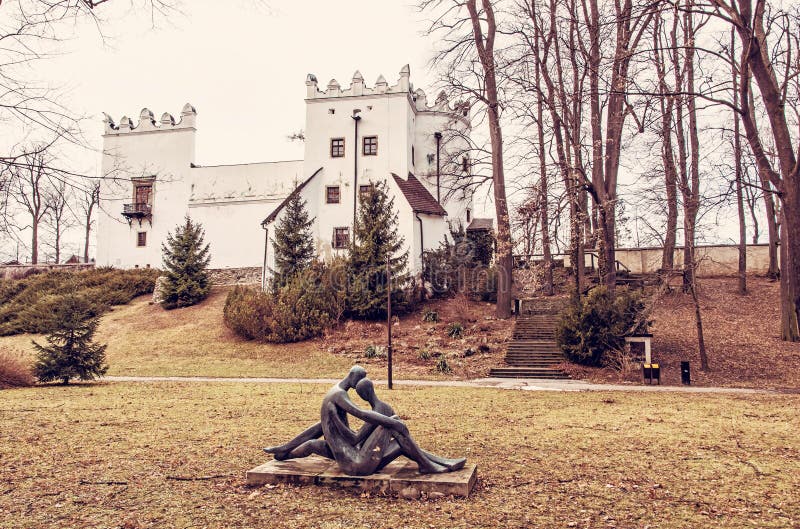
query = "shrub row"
(0, 267, 160, 336)
(224, 263, 345, 343)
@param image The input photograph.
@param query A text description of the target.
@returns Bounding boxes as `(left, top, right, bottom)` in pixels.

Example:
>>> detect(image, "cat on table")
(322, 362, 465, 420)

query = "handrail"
(123, 203, 152, 215)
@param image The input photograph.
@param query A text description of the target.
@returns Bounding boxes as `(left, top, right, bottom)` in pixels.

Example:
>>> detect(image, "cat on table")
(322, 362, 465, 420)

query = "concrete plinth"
(246, 455, 477, 498)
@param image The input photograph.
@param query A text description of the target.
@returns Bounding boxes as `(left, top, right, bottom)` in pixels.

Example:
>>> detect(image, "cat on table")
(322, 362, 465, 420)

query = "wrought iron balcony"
(123, 202, 152, 217)
(122, 203, 152, 225)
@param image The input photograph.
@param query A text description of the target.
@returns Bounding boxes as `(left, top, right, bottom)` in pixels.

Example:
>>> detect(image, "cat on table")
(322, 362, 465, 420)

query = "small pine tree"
(347, 181, 409, 319)
(271, 191, 316, 289)
(161, 216, 211, 310)
(32, 292, 108, 385)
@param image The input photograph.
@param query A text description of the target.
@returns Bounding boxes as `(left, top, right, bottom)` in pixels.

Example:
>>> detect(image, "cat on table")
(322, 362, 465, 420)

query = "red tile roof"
(391, 173, 447, 216)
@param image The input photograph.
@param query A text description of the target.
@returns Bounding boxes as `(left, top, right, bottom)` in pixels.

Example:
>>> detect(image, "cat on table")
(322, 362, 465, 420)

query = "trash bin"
(651, 363, 661, 385)
(681, 361, 691, 385)
(643, 364, 652, 384)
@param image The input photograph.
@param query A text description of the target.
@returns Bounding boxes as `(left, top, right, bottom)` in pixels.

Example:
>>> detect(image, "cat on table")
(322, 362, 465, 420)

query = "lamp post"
(352, 109, 361, 231)
(387, 254, 393, 390)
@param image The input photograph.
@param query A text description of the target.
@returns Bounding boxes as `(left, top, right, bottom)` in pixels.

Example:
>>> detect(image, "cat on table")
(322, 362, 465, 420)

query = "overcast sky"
(52, 0, 438, 167)
(3, 0, 750, 261)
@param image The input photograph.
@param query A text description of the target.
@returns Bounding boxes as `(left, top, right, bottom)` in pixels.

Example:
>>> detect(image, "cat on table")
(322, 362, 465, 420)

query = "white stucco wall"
(97, 107, 197, 269)
(98, 66, 486, 276)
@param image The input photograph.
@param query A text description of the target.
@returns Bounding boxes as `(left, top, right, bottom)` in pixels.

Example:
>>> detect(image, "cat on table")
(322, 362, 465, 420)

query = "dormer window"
(331, 138, 345, 158)
(363, 136, 378, 156)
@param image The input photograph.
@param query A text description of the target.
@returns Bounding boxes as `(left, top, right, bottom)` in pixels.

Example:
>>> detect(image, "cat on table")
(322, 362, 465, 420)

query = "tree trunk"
(688, 270, 709, 370)
(466, 0, 512, 319)
(539, 184, 553, 296)
(781, 201, 800, 341)
(653, 14, 678, 273)
(31, 221, 38, 264)
(762, 187, 779, 279)
(84, 220, 91, 263)
(534, 27, 553, 296)
(682, 1, 700, 293)
(732, 28, 747, 294)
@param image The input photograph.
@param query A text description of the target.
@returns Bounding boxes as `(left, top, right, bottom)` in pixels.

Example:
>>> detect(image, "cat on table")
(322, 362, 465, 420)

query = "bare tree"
(44, 179, 75, 263)
(422, 0, 514, 318)
(79, 180, 100, 263)
(730, 27, 747, 294)
(9, 149, 52, 264)
(700, 0, 800, 340)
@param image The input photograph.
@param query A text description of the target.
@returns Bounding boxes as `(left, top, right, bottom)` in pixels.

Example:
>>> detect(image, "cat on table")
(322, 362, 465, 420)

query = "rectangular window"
(359, 184, 373, 199)
(137, 232, 147, 247)
(363, 136, 378, 156)
(333, 227, 350, 249)
(411, 146, 415, 166)
(330, 138, 345, 158)
(466, 209, 472, 223)
(326, 186, 341, 204)
(462, 156, 469, 173)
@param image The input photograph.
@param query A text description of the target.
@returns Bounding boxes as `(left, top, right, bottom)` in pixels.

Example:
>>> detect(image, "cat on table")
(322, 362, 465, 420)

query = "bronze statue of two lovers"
(264, 366, 467, 476)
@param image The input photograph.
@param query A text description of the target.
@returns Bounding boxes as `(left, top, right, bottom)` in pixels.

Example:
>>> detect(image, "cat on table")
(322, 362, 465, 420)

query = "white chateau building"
(96, 66, 484, 284)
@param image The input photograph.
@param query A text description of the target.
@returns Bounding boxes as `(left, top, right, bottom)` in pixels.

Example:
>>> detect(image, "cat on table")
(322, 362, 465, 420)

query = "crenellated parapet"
(305, 65, 470, 122)
(102, 103, 197, 135)
(306, 65, 412, 100)
(412, 88, 470, 118)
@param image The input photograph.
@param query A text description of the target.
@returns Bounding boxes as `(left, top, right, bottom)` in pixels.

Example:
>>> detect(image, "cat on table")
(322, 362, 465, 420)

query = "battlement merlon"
(102, 103, 197, 135)
(305, 66, 471, 123)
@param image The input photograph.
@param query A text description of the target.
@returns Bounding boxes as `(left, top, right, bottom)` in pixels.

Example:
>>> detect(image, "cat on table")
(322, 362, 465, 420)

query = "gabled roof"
(391, 173, 447, 216)
(467, 218, 494, 231)
(261, 167, 323, 226)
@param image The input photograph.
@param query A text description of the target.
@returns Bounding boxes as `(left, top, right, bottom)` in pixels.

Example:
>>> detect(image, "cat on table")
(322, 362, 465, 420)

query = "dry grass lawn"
(0, 382, 798, 528)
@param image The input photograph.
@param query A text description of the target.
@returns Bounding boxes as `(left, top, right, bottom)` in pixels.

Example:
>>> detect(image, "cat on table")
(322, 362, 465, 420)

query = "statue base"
(246, 455, 477, 498)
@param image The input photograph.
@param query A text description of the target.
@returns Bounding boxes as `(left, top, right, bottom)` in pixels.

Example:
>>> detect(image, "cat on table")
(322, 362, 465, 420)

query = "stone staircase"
(489, 306, 570, 379)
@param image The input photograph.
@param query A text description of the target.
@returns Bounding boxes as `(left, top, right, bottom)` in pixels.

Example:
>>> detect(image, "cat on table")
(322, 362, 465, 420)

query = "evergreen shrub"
(556, 287, 650, 366)
(32, 292, 108, 385)
(160, 217, 211, 310)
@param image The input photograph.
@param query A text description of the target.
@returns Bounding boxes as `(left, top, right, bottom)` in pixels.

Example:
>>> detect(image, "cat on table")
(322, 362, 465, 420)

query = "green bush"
(222, 286, 273, 340)
(422, 310, 439, 322)
(434, 355, 452, 374)
(223, 262, 344, 343)
(447, 322, 465, 339)
(0, 268, 159, 336)
(556, 287, 650, 367)
(32, 291, 108, 385)
(363, 345, 387, 359)
(160, 217, 212, 310)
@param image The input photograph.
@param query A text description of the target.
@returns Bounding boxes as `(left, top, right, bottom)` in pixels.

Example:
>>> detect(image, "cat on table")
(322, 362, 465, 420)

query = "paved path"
(104, 375, 770, 394)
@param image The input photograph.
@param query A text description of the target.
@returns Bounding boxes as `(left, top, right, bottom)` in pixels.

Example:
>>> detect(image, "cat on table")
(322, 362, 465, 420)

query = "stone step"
(505, 352, 563, 358)
(505, 350, 562, 355)
(506, 358, 564, 369)
(488, 367, 570, 379)
(507, 345, 560, 352)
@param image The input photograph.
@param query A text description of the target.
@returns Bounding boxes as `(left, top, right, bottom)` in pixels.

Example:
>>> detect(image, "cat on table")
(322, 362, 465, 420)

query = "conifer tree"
(271, 192, 316, 289)
(347, 182, 409, 319)
(32, 292, 108, 385)
(160, 216, 211, 309)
